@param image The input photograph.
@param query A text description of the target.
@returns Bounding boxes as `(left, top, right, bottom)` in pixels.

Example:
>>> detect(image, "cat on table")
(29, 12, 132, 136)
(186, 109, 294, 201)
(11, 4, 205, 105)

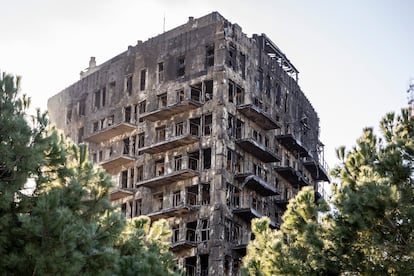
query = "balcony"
(274, 159, 309, 188)
(100, 154, 135, 173)
(275, 197, 290, 210)
(235, 129, 280, 163)
(275, 133, 309, 157)
(303, 156, 330, 182)
(85, 122, 136, 144)
(141, 99, 201, 122)
(147, 192, 199, 220)
(232, 232, 251, 255)
(137, 156, 200, 188)
(231, 195, 265, 222)
(170, 227, 197, 252)
(234, 162, 279, 196)
(109, 188, 134, 201)
(139, 123, 200, 154)
(237, 103, 280, 130)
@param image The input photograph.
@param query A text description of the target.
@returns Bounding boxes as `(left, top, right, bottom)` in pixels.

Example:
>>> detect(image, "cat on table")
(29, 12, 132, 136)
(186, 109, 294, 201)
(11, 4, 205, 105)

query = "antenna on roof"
(163, 12, 166, 33)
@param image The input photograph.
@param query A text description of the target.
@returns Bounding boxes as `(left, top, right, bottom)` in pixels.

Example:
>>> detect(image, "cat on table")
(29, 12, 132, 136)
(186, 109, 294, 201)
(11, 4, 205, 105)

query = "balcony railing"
(147, 192, 199, 220)
(237, 103, 281, 130)
(137, 156, 200, 188)
(139, 123, 200, 154)
(85, 122, 136, 144)
(109, 188, 134, 201)
(275, 157, 309, 188)
(234, 161, 279, 196)
(303, 156, 330, 182)
(275, 131, 309, 157)
(141, 95, 202, 122)
(231, 194, 269, 222)
(235, 128, 280, 163)
(170, 227, 197, 251)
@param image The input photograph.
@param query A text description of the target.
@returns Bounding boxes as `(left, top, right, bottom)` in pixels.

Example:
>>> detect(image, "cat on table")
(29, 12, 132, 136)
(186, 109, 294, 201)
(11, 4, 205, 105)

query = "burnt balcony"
(276, 132, 309, 157)
(85, 122, 136, 144)
(232, 232, 252, 256)
(139, 122, 200, 154)
(109, 188, 134, 201)
(234, 162, 279, 196)
(170, 227, 197, 252)
(303, 156, 330, 182)
(147, 192, 199, 220)
(237, 103, 280, 130)
(231, 195, 266, 222)
(275, 196, 290, 210)
(100, 154, 135, 173)
(274, 158, 309, 188)
(235, 129, 280, 163)
(137, 156, 200, 188)
(141, 97, 202, 122)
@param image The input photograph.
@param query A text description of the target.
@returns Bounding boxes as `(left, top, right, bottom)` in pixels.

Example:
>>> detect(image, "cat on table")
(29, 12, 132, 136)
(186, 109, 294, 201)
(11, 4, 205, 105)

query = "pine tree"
(242, 109, 414, 275)
(0, 72, 178, 275)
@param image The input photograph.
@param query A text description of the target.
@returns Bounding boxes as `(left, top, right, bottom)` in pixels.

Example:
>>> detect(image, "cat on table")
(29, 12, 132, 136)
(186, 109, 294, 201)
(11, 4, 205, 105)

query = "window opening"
(155, 158, 165, 176)
(176, 56, 185, 77)
(203, 114, 212, 136)
(158, 62, 164, 83)
(140, 69, 146, 91)
(203, 148, 211, 170)
(204, 79, 213, 101)
(206, 44, 215, 67)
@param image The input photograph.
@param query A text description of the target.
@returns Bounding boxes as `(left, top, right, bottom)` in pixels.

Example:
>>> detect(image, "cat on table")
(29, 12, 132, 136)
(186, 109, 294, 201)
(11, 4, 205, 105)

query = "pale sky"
(1, 0, 413, 169)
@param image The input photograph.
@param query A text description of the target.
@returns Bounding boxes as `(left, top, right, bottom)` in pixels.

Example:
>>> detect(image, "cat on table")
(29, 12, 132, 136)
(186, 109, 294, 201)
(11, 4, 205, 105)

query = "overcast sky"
(1, 0, 413, 168)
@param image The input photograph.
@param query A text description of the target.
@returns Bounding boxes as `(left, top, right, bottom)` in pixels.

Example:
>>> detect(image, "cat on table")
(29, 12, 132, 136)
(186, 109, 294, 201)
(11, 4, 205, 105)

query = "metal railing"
(147, 156, 199, 179)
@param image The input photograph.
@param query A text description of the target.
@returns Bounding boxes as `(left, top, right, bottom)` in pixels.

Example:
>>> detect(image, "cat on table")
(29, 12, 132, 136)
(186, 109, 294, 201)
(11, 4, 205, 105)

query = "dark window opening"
(93, 121, 99, 132)
(200, 254, 209, 276)
(203, 148, 211, 170)
(155, 158, 165, 176)
(186, 222, 197, 242)
(126, 75, 133, 95)
(158, 62, 164, 83)
(124, 106, 132, 123)
(176, 56, 185, 77)
(79, 98, 86, 116)
(227, 43, 237, 70)
(206, 44, 215, 67)
(77, 127, 84, 144)
(204, 79, 213, 101)
(187, 185, 198, 205)
(66, 106, 72, 124)
(201, 183, 210, 205)
(153, 193, 163, 211)
(158, 93, 167, 109)
(228, 81, 234, 103)
(176, 89, 185, 103)
(121, 203, 127, 217)
(276, 83, 281, 106)
(138, 132, 145, 155)
(190, 117, 200, 136)
(239, 52, 246, 79)
(188, 151, 199, 171)
(135, 199, 142, 217)
(123, 137, 130, 154)
(175, 121, 185, 136)
(140, 69, 146, 91)
(174, 155, 182, 171)
(190, 83, 202, 102)
(138, 100, 146, 122)
(173, 190, 181, 207)
(136, 165, 143, 182)
(203, 114, 212, 136)
(121, 170, 128, 188)
(156, 125, 166, 143)
(184, 256, 196, 276)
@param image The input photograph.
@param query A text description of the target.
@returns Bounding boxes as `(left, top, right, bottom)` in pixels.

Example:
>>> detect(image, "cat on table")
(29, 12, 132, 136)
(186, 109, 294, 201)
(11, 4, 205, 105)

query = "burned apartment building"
(47, 12, 329, 276)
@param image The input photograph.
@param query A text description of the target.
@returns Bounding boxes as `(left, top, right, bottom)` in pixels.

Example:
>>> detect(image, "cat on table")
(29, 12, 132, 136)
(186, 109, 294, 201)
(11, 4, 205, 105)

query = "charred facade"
(48, 12, 329, 276)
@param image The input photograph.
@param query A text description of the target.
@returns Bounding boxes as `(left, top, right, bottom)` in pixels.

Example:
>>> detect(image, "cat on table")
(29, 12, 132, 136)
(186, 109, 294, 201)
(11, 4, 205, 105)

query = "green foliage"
(0, 72, 178, 275)
(243, 109, 414, 275)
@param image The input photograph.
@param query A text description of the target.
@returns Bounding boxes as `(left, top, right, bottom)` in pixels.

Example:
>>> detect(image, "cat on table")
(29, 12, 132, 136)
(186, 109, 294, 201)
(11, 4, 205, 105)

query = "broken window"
(140, 69, 146, 91)
(123, 137, 130, 155)
(158, 62, 164, 83)
(77, 127, 84, 144)
(275, 83, 281, 106)
(155, 158, 165, 176)
(173, 191, 181, 207)
(190, 117, 200, 136)
(257, 69, 263, 92)
(138, 132, 145, 155)
(155, 125, 166, 142)
(172, 225, 179, 243)
(236, 85, 243, 105)
(157, 93, 167, 109)
(188, 151, 199, 171)
(184, 256, 196, 276)
(239, 52, 246, 79)
(201, 183, 210, 205)
(124, 106, 132, 123)
(200, 219, 210, 241)
(200, 254, 209, 276)
(265, 74, 271, 98)
(78, 98, 86, 116)
(93, 121, 99, 132)
(228, 80, 234, 103)
(136, 165, 143, 182)
(204, 79, 213, 101)
(206, 44, 215, 67)
(121, 170, 128, 188)
(190, 83, 201, 102)
(186, 185, 198, 205)
(153, 193, 163, 211)
(176, 89, 185, 103)
(107, 115, 114, 126)
(134, 198, 142, 217)
(176, 56, 185, 77)
(138, 100, 146, 122)
(98, 150, 103, 162)
(66, 105, 72, 124)
(203, 114, 212, 136)
(174, 155, 182, 171)
(92, 153, 97, 163)
(121, 203, 127, 217)
(226, 182, 240, 208)
(126, 75, 133, 95)
(186, 222, 197, 242)
(227, 43, 237, 70)
(175, 121, 185, 136)
(109, 81, 116, 94)
(203, 148, 211, 170)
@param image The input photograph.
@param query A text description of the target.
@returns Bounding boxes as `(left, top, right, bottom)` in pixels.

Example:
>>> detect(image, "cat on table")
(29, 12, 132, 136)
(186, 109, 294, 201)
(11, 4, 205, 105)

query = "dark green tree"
(243, 109, 414, 275)
(0, 72, 178, 275)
